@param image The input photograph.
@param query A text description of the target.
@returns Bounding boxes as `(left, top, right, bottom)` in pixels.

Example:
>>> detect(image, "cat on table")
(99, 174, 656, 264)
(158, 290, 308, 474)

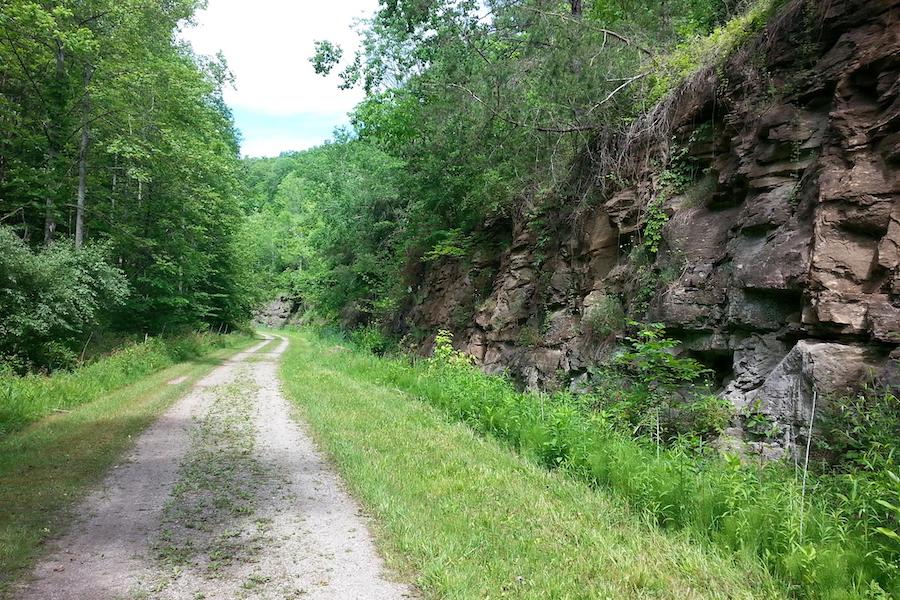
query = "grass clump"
(581, 295, 626, 339)
(645, 0, 788, 105)
(288, 327, 899, 599)
(0, 331, 254, 437)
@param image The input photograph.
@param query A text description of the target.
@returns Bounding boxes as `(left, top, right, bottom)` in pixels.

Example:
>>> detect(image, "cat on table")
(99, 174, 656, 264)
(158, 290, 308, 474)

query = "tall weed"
(321, 328, 898, 598)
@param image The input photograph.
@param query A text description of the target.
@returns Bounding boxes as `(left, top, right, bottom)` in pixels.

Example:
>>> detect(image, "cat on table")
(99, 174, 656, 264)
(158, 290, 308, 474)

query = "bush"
(0, 227, 128, 371)
(817, 386, 900, 587)
(349, 324, 393, 355)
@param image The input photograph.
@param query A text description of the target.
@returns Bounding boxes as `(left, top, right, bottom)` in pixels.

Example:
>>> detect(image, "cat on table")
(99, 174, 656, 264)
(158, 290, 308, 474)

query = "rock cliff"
(400, 0, 900, 455)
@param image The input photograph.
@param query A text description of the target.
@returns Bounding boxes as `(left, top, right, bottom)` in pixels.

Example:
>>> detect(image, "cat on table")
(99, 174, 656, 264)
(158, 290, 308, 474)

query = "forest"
(1, 0, 253, 371)
(1, 0, 899, 598)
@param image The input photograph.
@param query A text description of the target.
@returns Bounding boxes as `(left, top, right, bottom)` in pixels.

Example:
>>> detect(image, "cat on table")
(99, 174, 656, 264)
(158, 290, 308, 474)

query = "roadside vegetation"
(1, 0, 257, 377)
(0, 334, 257, 593)
(0, 331, 254, 437)
(279, 329, 784, 599)
(282, 328, 900, 599)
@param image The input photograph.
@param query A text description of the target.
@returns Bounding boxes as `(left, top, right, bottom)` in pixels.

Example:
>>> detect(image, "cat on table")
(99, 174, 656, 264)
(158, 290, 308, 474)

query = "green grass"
(644, 0, 787, 106)
(0, 331, 255, 436)
(279, 330, 784, 599)
(0, 334, 259, 594)
(281, 329, 900, 599)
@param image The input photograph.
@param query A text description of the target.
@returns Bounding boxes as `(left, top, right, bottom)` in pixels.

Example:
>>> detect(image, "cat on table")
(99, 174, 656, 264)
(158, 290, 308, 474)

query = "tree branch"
(514, 6, 653, 56)
(449, 70, 648, 135)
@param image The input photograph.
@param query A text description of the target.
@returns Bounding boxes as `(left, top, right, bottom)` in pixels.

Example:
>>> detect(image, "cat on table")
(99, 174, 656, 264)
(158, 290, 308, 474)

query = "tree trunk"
(74, 67, 93, 250)
(44, 193, 56, 243)
(570, 0, 583, 17)
(74, 124, 89, 249)
(44, 42, 66, 245)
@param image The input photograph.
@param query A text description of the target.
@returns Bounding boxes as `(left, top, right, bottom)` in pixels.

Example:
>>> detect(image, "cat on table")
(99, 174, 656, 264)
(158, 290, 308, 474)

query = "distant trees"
(240, 142, 405, 326)
(0, 0, 253, 365)
(240, 0, 775, 327)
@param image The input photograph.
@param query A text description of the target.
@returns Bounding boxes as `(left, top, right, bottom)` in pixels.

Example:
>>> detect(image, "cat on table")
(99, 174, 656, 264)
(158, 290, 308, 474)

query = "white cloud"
(180, 0, 377, 116)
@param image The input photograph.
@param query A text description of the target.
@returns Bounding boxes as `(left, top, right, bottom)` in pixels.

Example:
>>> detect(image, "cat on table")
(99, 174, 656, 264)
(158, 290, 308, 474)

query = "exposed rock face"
(253, 296, 299, 328)
(401, 0, 900, 453)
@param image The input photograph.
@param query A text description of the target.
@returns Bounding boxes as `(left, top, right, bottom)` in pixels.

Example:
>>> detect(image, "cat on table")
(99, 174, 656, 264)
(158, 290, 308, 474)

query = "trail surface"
(15, 335, 414, 600)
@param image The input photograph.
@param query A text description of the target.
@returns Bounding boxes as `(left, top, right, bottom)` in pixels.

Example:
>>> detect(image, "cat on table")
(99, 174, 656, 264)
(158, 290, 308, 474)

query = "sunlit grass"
(0, 332, 254, 436)
(279, 330, 783, 599)
(281, 329, 899, 599)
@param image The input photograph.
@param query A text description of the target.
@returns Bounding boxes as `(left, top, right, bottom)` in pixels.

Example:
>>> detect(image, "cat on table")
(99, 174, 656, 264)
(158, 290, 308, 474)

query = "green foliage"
(321, 327, 900, 598)
(432, 329, 474, 367)
(583, 322, 725, 445)
(645, 0, 785, 104)
(742, 398, 780, 439)
(422, 229, 472, 262)
(685, 393, 734, 437)
(0, 226, 128, 371)
(349, 325, 393, 355)
(310, 40, 344, 76)
(239, 142, 406, 325)
(0, 0, 253, 342)
(816, 386, 900, 584)
(820, 387, 900, 472)
(641, 140, 699, 255)
(641, 197, 669, 255)
(614, 322, 710, 390)
(0, 330, 252, 436)
(581, 296, 626, 338)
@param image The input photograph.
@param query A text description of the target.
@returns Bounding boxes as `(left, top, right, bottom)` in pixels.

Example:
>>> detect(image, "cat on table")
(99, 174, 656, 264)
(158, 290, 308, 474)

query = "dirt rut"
(15, 335, 415, 600)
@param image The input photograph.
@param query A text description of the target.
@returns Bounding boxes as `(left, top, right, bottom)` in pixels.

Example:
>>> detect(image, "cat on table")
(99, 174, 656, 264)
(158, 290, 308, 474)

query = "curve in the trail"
(15, 335, 415, 600)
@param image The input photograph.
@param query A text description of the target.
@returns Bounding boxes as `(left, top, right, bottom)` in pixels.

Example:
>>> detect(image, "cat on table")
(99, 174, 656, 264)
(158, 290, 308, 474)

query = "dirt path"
(15, 336, 415, 600)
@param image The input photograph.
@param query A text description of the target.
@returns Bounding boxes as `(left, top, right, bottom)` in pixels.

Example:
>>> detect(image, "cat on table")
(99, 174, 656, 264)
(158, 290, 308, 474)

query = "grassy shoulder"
(0, 333, 260, 594)
(279, 330, 783, 599)
(0, 332, 254, 436)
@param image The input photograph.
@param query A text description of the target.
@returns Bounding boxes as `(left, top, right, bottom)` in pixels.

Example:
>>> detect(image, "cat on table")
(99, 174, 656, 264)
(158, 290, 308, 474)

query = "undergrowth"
(311, 326, 899, 599)
(645, 0, 788, 106)
(0, 331, 253, 437)
(282, 329, 784, 598)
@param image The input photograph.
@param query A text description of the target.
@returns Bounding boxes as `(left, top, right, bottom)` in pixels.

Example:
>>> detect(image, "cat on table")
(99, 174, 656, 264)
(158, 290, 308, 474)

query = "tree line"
(0, 0, 254, 370)
(246, 0, 768, 329)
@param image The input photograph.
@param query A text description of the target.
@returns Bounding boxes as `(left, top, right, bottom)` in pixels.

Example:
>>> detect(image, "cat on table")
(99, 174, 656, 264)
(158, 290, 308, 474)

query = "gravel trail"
(15, 335, 415, 600)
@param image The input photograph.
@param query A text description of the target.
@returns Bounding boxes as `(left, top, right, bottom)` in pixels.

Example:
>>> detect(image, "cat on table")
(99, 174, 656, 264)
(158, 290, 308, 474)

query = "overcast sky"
(180, 0, 379, 157)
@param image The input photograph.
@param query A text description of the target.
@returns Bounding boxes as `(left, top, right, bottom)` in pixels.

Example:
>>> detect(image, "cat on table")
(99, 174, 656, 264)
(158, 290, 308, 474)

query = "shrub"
(349, 325, 393, 355)
(581, 296, 626, 338)
(684, 393, 734, 437)
(0, 227, 128, 371)
(613, 322, 710, 389)
(817, 386, 900, 586)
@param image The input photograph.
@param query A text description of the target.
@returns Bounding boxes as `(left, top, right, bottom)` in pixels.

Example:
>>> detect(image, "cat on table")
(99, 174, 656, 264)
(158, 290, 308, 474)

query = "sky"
(180, 0, 380, 157)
